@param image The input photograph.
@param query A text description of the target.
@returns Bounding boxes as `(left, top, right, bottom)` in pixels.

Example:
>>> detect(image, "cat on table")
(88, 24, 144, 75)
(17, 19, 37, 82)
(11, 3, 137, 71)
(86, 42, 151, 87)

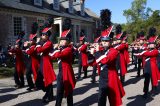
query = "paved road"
(0, 64, 160, 106)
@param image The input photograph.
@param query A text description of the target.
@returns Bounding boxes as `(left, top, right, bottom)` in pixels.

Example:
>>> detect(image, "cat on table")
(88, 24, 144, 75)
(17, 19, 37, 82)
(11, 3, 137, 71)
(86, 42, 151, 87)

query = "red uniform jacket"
(36, 40, 56, 87)
(141, 49, 160, 87)
(25, 45, 40, 81)
(95, 48, 125, 106)
(78, 44, 88, 67)
(141, 43, 148, 68)
(123, 43, 130, 65)
(50, 46, 76, 97)
(115, 44, 127, 76)
(9, 48, 25, 77)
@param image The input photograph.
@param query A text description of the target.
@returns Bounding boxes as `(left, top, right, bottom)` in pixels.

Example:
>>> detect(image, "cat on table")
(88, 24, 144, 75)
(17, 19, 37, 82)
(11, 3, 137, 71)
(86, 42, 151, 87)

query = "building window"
(13, 17, 22, 36)
(53, 0, 60, 10)
(34, 0, 42, 6)
(69, 0, 73, 13)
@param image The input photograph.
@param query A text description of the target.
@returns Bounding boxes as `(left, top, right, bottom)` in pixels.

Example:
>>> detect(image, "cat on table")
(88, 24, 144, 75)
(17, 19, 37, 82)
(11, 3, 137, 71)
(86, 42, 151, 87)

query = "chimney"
(80, 0, 85, 16)
(53, 0, 60, 10)
(69, 0, 74, 13)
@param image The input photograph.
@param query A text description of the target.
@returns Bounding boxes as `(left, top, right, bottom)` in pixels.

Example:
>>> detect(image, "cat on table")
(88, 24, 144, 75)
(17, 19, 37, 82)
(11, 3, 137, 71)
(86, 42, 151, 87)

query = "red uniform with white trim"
(115, 43, 127, 76)
(141, 43, 148, 67)
(25, 45, 40, 81)
(36, 40, 56, 87)
(137, 49, 160, 86)
(50, 46, 76, 97)
(9, 48, 25, 76)
(123, 43, 130, 65)
(78, 44, 88, 67)
(91, 47, 125, 106)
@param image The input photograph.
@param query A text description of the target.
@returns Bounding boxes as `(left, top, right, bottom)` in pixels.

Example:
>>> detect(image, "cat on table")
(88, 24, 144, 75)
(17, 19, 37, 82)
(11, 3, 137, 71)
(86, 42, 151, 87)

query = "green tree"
(122, 0, 154, 43)
(123, 0, 147, 23)
(122, 0, 160, 43)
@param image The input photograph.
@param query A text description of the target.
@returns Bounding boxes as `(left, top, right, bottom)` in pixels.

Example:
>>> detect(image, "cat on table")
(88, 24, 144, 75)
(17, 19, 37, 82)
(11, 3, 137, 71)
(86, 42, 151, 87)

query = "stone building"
(0, 0, 99, 46)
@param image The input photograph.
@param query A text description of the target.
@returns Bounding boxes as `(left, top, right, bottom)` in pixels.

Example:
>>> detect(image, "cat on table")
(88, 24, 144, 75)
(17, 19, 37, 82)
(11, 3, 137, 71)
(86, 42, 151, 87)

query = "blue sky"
(85, 0, 160, 24)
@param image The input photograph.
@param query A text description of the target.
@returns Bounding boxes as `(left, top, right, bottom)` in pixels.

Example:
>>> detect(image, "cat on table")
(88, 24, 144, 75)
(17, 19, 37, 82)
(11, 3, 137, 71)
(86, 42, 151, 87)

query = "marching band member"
(134, 27, 160, 98)
(35, 21, 56, 103)
(134, 31, 147, 77)
(77, 31, 89, 79)
(90, 9, 125, 106)
(122, 31, 130, 67)
(50, 18, 76, 106)
(23, 22, 40, 91)
(8, 38, 25, 88)
(89, 36, 101, 83)
(114, 25, 127, 84)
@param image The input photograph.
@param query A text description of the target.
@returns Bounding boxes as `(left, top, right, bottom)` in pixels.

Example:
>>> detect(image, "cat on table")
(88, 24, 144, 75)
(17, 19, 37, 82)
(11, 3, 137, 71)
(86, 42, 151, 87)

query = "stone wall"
(0, 13, 12, 46)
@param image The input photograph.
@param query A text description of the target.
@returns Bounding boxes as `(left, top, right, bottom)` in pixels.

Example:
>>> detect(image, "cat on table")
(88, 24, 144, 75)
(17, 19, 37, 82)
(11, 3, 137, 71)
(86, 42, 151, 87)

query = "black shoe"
(16, 85, 24, 89)
(151, 92, 156, 97)
(142, 93, 148, 99)
(42, 94, 47, 100)
(26, 87, 34, 91)
(43, 98, 50, 103)
(48, 96, 54, 101)
(76, 76, 81, 79)
(19, 85, 25, 88)
(14, 85, 18, 88)
(151, 89, 158, 97)
(90, 80, 95, 83)
(83, 76, 88, 79)
(136, 75, 140, 78)
(43, 96, 53, 103)
(33, 87, 39, 91)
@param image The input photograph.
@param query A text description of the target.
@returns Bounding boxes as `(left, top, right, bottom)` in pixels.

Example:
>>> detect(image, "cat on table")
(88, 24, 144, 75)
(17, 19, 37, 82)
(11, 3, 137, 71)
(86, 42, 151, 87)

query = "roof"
(74, 4, 81, 11)
(85, 8, 99, 19)
(73, 3, 99, 19)
(44, 0, 53, 4)
(60, 1, 69, 9)
(0, 0, 97, 22)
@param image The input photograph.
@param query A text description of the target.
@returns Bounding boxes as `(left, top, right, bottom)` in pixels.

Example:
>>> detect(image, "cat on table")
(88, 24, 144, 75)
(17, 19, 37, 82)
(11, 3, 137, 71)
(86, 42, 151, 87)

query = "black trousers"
(26, 62, 34, 88)
(43, 84, 53, 100)
(77, 60, 82, 77)
(83, 66, 88, 77)
(120, 66, 125, 84)
(134, 56, 138, 68)
(91, 65, 97, 82)
(98, 69, 108, 106)
(14, 69, 24, 86)
(35, 70, 53, 100)
(137, 59, 142, 76)
(35, 70, 44, 90)
(143, 73, 151, 94)
(131, 50, 134, 64)
(120, 74, 125, 85)
(77, 60, 88, 78)
(56, 76, 73, 106)
(98, 88, 108, 106)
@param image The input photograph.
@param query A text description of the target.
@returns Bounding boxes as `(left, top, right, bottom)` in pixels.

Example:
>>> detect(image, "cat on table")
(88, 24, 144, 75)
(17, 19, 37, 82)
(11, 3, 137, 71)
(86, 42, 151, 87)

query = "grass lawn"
(0, 67, 14, 78)
(0, 62, 78, 79)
